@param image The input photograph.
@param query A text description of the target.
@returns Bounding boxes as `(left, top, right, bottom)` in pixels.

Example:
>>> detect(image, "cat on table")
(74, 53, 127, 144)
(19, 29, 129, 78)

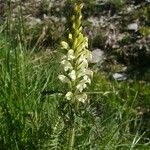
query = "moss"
(140, 26, 150, 36)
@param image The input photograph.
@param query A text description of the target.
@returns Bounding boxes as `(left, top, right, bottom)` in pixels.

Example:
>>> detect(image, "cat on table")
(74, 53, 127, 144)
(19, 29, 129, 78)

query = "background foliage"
(0, 0, 150, 149)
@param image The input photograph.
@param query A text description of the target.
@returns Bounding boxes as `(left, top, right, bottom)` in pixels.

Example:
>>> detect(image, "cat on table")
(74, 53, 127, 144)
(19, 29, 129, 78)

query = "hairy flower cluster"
(58, 4, 93, 103)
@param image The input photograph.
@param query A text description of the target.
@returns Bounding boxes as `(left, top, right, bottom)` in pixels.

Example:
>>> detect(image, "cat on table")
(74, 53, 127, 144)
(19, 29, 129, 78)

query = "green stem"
(68, 125, 75, 150)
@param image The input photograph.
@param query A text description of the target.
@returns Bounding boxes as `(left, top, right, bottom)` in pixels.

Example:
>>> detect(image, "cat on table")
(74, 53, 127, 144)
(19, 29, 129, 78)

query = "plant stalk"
(68, 125, 75, 150)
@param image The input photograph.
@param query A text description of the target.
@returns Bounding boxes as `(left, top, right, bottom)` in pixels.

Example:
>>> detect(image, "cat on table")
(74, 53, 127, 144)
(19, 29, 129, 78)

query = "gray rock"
(146, 0, 150, 2)
(127, 23, 138, 31)
(113, 73, 127, 81)
(27, 17, 42, 26)
(89, 49, 105, 64)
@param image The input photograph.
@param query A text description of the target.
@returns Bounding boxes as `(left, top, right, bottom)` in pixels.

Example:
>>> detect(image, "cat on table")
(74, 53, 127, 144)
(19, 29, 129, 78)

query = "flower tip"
(61, 41, 69, 49)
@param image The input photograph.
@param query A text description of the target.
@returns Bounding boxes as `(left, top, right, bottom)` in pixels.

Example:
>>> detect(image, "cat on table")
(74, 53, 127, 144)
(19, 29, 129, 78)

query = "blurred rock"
(27, 17, 42, 26)
(145, 0, 150, 2)
(127, 23, 138, 31)
(89, 48, 105, 64)
(113, 73, 127, 81)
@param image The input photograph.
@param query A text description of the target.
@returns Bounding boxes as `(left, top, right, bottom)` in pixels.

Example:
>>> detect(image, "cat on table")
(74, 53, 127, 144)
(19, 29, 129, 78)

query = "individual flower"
(84, 36, 88, 42)
(76, 81, 87, 92)
(75, 93, 87, 103)
(68, 70, 76, 81)
(67, 49, 75, 60)
(61, 60, 73, 71)
(76, 68, 86, 78)
(77, 57, 88, 69)
(61, 41, 69, 49)
(83, 75, 91, 84)
(69, 33, 73, 40)
(76, 75, 91, 92)
(75, 43, 86, 54)
(58, 75, 70, 83)
(65, 91, 73, 100)
(85, 69, 93, 78)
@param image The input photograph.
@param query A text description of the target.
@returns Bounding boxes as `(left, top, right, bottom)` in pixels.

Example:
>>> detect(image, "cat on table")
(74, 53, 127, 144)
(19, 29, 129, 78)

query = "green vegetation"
(0, 1, 150, 150)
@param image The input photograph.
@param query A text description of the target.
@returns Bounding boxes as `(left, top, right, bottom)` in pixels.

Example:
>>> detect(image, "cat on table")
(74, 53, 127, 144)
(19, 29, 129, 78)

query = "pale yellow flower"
(61, 41, 69, 49)
(84, 37, 88, 47)
(69, 70, 76, 81)
(76, 93, 87, 103)
(69, 33, 73, 40)
(76, 82, 87, 92)
(77, 68, 86, 78)
(65, 92, 73, 100)
(61, 60, 73, 71)
(84, 49, 92, 59)
(77, 56, 88, 69)
(58, 75, 70, 83)
(59, 3, 93, 103)
(67, 49, 75, 60)
(85, 69, 93, 78)
(75, 43, 86, 54)
(83, 75, 91, 84)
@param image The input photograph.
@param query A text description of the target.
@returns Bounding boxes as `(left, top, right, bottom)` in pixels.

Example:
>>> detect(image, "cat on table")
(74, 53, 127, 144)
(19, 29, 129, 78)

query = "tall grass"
(0, 9, 61, 148)
(0, 37, 49, 150)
